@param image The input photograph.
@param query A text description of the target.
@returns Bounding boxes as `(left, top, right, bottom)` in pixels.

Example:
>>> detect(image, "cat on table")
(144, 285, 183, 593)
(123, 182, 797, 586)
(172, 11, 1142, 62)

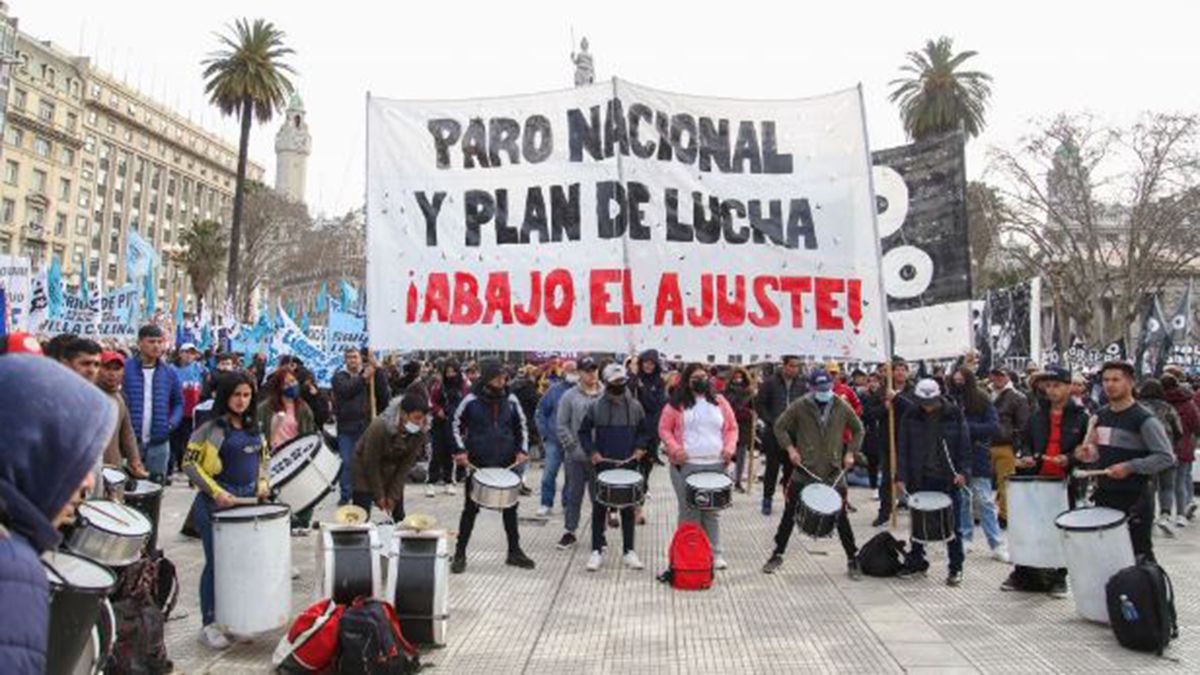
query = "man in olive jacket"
(350, 393, 430, 522)
(762, 370, 865, 578)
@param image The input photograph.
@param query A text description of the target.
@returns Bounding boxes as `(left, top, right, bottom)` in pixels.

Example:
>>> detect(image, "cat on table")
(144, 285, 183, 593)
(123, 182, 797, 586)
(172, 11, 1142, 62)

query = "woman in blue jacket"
(949, 367, 1008, 561)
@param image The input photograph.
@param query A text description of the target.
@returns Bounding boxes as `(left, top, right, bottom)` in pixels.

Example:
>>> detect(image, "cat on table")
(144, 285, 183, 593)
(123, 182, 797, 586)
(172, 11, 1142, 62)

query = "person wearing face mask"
(0, 356, 117, 674)
(428, 360, 471, 497)
(660, 363, 739, 570)
(350, 393, 431, 523)
(554, 357, 604, 550)
(723, 367, 757, 492)
(762, 370, 864, 577)
(257, 368, 318, 534)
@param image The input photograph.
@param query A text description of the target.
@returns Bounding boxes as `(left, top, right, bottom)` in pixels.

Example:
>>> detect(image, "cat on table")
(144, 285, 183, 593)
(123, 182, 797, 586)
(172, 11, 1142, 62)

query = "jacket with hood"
(896, 398, 971, 488)
(102, 387, 142, 467)
(122, 355, 184, 445)
(332, 366, 390, 435)
(1164, 385, 1200, 462)
(773, 394, 864, 485)
(578, 391, 651, 463)
(1020, 397, 1090, 476)
(658, 394, 739, 465)
(352, 398, 428, 501)
(556, 380, 603, 462)
(756, 371, 807, 453)
(452, 362, 529, 468)
(990, 385, 1030, 449)
(0, 356, 117, 674)
(628, 350, 667, 428)
(962, 403, 1000, 478)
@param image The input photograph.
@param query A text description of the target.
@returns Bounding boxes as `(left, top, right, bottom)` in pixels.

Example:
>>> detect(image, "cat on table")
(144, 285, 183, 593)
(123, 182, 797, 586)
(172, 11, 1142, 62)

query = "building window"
(4, 126, 22, 147)
(66, 112, 78, 131)
(42, 65, 56, 87)
(1, 199, 14, 224)
(29, 206, 45, 227)
(60, 147, 76, 166)
(84, 135, 96, 153)
(74, 243, 85, 264)
(38, 100, 55, 123)
(55, 213, 67, 237)
(82, 161, 95, 182)
(90, 83, 102, 99)
(5, 161, 18, 186)
(12, 88, 26, 109)
(76, 215, 89, 236)
(0, 234, 10, 254)
(78, 188, 91, 209)
(32, 169, 48, 193)
(70, 80, 81, 98)
(87, 110, 98, 126)
(34, 137, 52, 158)
(59, 178, 71, 201)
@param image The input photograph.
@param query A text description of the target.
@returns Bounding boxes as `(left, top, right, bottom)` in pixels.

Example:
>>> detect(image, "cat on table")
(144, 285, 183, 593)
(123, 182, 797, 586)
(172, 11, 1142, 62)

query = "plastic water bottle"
(1119, 594, 1140, 622)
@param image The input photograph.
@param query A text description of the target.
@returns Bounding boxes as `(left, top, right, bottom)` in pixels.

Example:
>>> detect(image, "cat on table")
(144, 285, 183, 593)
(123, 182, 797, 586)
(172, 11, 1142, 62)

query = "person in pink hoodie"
(659, 363, 739, 569)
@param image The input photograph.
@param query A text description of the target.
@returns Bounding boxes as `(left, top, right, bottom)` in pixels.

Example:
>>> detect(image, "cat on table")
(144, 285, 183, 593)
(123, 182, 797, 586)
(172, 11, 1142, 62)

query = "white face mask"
(404, 421, 422, 434)
(564, 373, 580, 384)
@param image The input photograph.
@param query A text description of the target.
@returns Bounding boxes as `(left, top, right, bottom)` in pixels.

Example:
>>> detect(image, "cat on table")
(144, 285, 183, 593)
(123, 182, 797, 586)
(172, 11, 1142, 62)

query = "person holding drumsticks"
(450, 358, 536, 574)
(578, 364, 652, 572)
(350, 392, 430, 522)
(1073, 361, 1175, 563)
(183, 372, 269, 650)
(762, 370, 865, 578)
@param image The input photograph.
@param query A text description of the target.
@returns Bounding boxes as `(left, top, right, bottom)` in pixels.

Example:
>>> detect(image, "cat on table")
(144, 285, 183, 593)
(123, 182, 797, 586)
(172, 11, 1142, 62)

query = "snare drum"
(684, 471, 733, 511)
(213, 503, 292, 636)
(317, 524, 383, 604)
(595, 468, 646, 508)
(123, 480, 164, 555)
(269, 433, 342, 513)
(796, 483, 842, 538)
(42, 550, 117, 675)
(67, 500, 151, 567)
(1055, 507, 1135, 623)
(101, 467, 127, 502)
(469, 468, 521, 510)
(385, 529, 450, 646)
(908, 492, 954, 544)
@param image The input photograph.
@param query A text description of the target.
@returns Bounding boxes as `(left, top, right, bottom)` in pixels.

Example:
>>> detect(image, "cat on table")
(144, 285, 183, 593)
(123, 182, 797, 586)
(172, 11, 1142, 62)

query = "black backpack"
(856, 531, 906, 577)
(1106, 561, 1178, 655)
(336, 598, 421, 674)
(105, 554, 178, 674)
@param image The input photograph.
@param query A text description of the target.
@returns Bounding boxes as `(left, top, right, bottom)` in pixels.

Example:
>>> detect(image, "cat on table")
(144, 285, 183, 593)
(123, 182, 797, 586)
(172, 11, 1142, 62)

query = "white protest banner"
(327, 307, 368, 353)
(366, 80, 887, 362)
(272, 306, 343, 387)
(40, 284, 139, 339)
(0, 255, 32, 332)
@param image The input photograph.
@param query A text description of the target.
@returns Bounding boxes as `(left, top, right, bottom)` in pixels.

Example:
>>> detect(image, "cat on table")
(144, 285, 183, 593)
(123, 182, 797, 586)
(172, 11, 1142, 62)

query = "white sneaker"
(622, 550, 645, 570)
(200, 624, 230, 650)
(714, 556, 729, 570)
(1176, 515, 1188, 528)
(425, 485, 436, 498)
(535, 505, 551, 517)
(1156, 515, 1176, 537)
(443, 483, 456, 496)
(962, 539, 975, 555)
(586, 550, 603, 571)
(991, 545, 1010, 564)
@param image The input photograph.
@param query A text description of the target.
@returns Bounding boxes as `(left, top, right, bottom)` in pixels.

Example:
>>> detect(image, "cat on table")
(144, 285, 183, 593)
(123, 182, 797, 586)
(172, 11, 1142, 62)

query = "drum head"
(78, 501, 151, 535)
(269, 433, 324, 485)
(598, 469, 643, 486)
(685, 471, 733, 489)
(1008, 475, 1064, 483)
(213, 503, 291, 522)
(800, 484, 842, 513)
(474, 468, 520, 489)
(42, 550, 117, 591)
(101, 467, 126, 484)
(124, 480, 163, 498)
(1055, 506, 1127, 532)
(908, 492, 952, 511)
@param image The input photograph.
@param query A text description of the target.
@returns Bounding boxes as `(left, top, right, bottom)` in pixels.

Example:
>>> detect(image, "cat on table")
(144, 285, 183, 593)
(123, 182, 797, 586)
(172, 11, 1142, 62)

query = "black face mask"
(606, 383, 626, 397)
(690, 379, 710, 395)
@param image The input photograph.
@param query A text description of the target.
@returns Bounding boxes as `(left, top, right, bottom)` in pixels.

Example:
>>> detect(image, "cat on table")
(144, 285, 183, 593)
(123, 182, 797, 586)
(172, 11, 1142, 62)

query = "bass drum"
(316, 524, 383, 604)
(213, 504, 292, 636)
(385, 529, 449, 646)
(43, 550, 117, 675)
(123, 480, 164, 555)
(269, 433, 342, 513)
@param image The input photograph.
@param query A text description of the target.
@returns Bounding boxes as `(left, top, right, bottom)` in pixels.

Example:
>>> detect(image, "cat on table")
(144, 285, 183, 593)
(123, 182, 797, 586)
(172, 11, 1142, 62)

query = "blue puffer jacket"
(452, 388, 528, 468)
(535, 380, 572, 442)
(122, 357, 183, 445)
(0, 356, 117, 674)
(578, 391, 652, 462)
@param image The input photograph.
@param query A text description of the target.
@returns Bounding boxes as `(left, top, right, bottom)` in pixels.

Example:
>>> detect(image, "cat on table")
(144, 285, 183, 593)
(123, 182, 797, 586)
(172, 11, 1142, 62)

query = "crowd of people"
(1, 324, 1197, 669)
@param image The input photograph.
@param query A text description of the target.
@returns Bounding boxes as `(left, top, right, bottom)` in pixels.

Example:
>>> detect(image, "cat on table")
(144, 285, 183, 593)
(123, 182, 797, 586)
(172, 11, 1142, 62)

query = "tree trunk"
(226, 96, 254, 315)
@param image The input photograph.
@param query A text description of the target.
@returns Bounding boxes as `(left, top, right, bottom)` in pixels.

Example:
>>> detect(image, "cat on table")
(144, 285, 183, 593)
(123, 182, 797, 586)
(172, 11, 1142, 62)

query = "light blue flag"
(300, 310, 310, 333)
(339, 280, 359, 313)
(125, 229, 158, 281)
(143, 262, 156, 315)
(315, 282, 328, 314)
(48, 256, 64, 319)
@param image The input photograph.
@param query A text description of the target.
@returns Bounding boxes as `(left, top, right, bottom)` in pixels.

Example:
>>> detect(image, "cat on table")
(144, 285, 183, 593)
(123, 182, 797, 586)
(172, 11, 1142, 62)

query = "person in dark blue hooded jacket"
(0, 355, 117, 674)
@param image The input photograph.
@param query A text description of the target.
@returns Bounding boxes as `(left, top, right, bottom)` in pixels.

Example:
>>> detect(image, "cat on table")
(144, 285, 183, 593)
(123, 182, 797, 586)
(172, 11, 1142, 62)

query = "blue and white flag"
(47, 257, 64, 319)
(315, 281, 328, 314)
(125, 229, 159, 281)
(339, 280, 359, 313)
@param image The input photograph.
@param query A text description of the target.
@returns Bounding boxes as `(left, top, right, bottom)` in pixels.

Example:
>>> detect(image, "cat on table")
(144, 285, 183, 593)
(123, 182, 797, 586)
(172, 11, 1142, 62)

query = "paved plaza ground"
(162, 465, 1199, 673)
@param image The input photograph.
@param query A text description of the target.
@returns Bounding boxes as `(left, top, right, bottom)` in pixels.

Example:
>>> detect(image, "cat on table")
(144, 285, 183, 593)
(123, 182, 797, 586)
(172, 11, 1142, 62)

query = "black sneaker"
(506, 550, 536, 569)
(896, 563, 928, 579)
(450, 552, 466, 574)
(847, 559, 862, 581)
(946, 570, 964, 587)
(999, 575, 1020, 592)
(519, 484, 533, 497)
(556, 532, 577, 550)
(1048, 580, 1068, 598)
(871, 514, 889, 528)
(1187, 503, 1197, 521)
(761, 554, 783, 574)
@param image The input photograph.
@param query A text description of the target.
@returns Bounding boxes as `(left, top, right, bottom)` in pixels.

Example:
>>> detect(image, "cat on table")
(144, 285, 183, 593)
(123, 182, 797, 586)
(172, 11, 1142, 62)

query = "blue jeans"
(337, 431, 363, 503)
(140, 440, 171, 483)
(958, 477, 1003, 549)
(193, 481, 257, 626)
(905, 479, 966, 574)
(539, 438, 563, 509)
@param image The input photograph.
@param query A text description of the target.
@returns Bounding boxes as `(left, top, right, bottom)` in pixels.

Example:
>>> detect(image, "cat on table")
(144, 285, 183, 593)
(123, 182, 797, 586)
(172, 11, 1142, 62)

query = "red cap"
(100, 351, 126, 365)
(2, 332, 44, 356)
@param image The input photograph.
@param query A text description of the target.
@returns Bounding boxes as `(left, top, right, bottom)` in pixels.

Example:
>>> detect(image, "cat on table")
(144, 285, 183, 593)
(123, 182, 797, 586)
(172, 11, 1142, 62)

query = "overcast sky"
(14, 1, 1200, 216)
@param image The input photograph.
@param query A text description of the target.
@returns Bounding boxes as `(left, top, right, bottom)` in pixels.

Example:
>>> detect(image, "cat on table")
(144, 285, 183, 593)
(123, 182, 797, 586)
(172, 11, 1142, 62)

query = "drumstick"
(86, 502, 133, 527)
(1072, 469, 1108, 478)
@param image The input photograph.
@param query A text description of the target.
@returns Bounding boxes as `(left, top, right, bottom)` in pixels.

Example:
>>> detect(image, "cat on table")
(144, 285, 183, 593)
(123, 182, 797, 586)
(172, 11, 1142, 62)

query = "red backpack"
(659, 522, 714, 590)
(272, 599, 345, 673)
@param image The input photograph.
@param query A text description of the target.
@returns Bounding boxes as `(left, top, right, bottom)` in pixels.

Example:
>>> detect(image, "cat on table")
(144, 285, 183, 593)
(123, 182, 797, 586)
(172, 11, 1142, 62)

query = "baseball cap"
(1, 332, 43, 356)
(808, 369, 834, 392)
(602, 363, 627, 385)
(578, 356, 599, 371)
(100, 351, 126, 366)
(179, 342, 198, 353)
(914, 378, 942, 402)
(1035, 365, 1071, 385)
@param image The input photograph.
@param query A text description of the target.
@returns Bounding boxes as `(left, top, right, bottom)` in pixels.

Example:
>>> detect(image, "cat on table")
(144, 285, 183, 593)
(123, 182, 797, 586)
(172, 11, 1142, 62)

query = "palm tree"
(888, 37, 992, 141)
(202, 18, 295, 308)
(179, 219, 228, 311)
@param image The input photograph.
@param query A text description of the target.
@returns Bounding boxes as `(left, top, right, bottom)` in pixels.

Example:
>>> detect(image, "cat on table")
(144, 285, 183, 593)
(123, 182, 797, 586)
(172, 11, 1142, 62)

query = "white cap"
(914, 378, 942, 402)
(602, 363, 627, 385)
(179, 342, 198, 352)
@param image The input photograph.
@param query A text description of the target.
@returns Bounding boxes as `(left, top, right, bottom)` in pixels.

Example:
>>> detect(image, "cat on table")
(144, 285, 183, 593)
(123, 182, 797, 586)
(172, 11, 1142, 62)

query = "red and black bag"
(657, 522, 714, 590)
(272, 599, 344, 673)
(336, 598, 422, 674)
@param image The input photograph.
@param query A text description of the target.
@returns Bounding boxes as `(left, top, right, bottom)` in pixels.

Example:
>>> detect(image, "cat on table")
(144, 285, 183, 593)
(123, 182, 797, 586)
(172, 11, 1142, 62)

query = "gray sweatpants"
(1158, 462, 1195, 516)
(563, 457, 596, 534)
(669, 462, 726, 555)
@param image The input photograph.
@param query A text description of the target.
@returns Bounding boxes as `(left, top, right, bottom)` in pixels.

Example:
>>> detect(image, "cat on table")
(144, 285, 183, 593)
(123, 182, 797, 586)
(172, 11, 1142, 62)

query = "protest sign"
(0, 255, 32, 332)
(366, 80, 887, 362)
